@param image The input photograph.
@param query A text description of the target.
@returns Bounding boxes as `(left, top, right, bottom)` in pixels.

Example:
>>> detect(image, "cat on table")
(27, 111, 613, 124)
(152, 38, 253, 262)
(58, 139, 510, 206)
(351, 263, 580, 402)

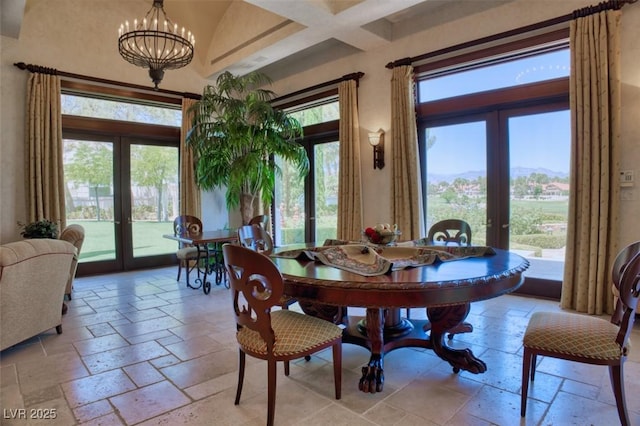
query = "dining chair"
(173, 215, 207, 283)
(222, 244, 342, 426)
(248, 214, 269, 228)
(611, 241, 640, 324)
(409, 219, 473, 331)
(520, 242, 640, 426)
(427, 219, 472, 245)
(237, 224, 297, 310)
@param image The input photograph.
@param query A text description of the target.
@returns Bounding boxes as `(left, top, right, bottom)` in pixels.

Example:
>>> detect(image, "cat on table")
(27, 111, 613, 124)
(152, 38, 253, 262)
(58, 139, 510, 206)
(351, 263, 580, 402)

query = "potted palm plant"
(187, 71, 309, 224)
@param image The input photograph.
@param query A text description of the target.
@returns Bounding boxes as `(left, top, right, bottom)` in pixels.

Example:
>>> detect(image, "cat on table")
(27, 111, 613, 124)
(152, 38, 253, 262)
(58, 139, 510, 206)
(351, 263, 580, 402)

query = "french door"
(273, 136, 339, 246)
(419, 102, 570, 297)
(63, 132, 179, 275)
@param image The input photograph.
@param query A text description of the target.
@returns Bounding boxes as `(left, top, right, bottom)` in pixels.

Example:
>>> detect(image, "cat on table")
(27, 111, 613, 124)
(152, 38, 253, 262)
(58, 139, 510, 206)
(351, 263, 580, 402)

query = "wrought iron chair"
(222, 244, 342, 426)
(173, 215, 207, 283)
(521, 242, 640, 426)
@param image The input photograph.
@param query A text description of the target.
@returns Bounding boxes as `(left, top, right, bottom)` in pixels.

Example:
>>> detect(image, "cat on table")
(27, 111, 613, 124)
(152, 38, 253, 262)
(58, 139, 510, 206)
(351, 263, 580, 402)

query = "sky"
(421, 49, 571, 176)
(425, 110, 571, 175)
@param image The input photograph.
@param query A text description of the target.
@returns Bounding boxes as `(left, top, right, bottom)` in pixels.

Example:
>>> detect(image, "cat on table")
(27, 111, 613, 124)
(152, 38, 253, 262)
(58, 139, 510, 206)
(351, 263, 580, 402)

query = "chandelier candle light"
(118, 0, 195, 89)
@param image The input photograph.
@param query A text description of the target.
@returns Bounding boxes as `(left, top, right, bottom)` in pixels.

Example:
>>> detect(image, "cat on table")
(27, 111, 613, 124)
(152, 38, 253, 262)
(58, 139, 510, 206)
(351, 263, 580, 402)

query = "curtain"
(180, 98, 201, 217)
(561, 10, 621, 314)
(26, 73, 66, 228)
(336, 80, 363, 241)
(390, 66, 424, 240)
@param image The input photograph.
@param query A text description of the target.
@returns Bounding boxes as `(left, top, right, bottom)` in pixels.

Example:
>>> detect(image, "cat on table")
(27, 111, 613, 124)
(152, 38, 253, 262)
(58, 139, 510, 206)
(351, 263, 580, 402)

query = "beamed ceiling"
(3, 0, 516, 82)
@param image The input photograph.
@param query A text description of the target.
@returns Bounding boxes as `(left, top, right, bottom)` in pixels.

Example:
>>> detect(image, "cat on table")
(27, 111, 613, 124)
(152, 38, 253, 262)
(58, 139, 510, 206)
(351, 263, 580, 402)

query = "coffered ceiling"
(3, 0, 515, 81)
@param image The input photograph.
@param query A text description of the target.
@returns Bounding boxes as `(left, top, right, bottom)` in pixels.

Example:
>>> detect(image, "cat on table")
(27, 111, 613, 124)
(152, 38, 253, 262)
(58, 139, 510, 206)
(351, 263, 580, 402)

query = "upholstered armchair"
(1, 239, 76, 351)
(59, 224, 85, 300)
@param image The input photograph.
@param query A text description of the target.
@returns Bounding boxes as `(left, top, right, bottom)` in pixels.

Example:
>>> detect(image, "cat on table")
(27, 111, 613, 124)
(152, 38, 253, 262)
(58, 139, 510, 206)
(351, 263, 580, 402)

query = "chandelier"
(118, 0, 195, 89)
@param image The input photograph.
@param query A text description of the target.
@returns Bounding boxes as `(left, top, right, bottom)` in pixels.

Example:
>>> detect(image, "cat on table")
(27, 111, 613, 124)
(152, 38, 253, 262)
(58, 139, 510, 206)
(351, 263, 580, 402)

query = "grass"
(69, 220, 177, 262)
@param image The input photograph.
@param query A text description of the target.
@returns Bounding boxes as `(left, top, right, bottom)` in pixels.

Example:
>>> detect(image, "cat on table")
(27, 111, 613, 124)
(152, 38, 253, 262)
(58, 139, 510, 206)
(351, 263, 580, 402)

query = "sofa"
(0, 239, 76, 351)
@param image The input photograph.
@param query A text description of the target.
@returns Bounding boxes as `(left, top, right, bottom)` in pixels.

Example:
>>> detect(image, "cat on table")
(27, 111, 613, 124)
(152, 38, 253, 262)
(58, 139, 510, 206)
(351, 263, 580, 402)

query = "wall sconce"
(368, 129, 385, 169)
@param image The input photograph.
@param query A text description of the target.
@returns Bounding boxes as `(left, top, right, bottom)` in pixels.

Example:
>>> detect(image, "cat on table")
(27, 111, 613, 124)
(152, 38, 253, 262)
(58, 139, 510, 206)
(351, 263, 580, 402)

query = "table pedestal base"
(341, 306, 487, 394)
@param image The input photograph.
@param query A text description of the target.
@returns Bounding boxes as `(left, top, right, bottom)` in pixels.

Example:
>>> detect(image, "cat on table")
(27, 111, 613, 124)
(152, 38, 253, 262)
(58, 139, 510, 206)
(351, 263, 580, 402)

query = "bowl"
(363, 229, 401, 245)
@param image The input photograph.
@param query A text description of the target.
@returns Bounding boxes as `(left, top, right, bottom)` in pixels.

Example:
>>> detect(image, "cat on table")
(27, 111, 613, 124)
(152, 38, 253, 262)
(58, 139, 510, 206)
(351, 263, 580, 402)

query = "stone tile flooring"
(1, 267, 639, 425)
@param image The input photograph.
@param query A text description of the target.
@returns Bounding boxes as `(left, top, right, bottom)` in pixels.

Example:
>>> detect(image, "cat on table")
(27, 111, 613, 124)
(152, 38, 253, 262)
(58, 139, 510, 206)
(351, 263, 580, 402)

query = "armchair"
(1, 239, 76, 351)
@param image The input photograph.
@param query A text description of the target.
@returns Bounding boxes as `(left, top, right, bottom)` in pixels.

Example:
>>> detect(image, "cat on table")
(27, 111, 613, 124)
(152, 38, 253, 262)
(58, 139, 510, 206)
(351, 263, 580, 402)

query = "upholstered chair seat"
(524, 312, 626, 360)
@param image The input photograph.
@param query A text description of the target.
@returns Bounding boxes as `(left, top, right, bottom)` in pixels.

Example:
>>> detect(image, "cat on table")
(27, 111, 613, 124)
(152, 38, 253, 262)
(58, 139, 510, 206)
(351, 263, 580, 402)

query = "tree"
(130, 145, 178, 221)
(187, 71, 309, 224)
(64, 141, 112, 221)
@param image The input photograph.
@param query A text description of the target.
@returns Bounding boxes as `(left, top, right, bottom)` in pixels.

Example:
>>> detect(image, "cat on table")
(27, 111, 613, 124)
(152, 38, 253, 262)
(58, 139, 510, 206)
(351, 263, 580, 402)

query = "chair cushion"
(524, 311, 625, 360)
(176, 246, 204, 260)
(237, 310, 342, 357)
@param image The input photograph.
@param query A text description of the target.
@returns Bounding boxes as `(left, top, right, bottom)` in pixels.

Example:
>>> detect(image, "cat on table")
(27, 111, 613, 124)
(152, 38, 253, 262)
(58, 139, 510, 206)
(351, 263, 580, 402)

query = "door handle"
(114, 220, 121, 225)
(502, 223, 509, 229)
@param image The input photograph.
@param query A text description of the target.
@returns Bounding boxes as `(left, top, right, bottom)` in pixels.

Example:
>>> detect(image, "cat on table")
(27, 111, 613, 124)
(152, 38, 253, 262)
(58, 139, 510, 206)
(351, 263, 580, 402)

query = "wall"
(1, 0, 639, 247)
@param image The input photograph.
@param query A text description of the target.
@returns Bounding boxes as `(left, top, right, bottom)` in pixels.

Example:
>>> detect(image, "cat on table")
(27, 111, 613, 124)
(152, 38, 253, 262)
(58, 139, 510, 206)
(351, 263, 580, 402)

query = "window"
(273, 98, 340, 245)
(417, 36, 570, 299)
(61, 87, 181, 275)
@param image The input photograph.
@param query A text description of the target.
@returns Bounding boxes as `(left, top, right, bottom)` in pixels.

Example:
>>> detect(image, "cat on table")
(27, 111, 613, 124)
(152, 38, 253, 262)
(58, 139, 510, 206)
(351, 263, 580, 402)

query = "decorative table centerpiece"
(364, 223, 400, 245)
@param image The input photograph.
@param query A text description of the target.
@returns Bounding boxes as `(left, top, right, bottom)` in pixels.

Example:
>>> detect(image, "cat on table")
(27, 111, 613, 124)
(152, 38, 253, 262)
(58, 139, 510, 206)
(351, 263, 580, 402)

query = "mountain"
(427, 167, 569, 183)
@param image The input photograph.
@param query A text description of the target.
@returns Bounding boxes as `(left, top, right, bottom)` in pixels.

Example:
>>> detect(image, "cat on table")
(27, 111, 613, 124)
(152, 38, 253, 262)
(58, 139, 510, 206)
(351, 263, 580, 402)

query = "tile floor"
(1, 266, 639, 426)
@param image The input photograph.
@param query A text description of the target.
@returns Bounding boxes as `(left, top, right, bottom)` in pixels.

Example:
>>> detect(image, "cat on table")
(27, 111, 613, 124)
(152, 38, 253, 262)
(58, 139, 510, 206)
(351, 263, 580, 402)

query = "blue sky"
(422, 49, 571, 176)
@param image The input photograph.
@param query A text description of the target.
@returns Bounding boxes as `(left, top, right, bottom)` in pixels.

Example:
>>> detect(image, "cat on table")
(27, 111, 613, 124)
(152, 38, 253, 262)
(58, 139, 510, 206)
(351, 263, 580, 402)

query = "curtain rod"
(386, 0, 638, 69)
(13, 62, 201, 100)
(271, 72, 365, 104)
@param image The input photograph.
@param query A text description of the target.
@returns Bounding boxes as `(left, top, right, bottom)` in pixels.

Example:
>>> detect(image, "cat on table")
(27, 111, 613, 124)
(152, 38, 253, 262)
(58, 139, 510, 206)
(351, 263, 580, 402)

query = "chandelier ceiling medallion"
(118, 0, 195, 89)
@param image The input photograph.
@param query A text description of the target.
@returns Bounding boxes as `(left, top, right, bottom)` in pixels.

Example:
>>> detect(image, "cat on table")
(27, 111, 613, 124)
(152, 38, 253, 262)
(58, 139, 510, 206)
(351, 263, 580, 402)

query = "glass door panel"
(130, 144, 179, 258)
(313, 141, 339, 242)
(424, 121, 488, 245)
(274, 155, 306, 245)
(508, 110, 570, 281)
(63, 138, 116, 263)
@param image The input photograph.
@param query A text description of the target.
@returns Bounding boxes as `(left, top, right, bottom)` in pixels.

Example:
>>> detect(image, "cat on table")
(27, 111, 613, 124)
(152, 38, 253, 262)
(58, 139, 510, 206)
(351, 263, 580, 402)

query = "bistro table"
(164, 229, 237, 294)
(270, 245, 529, 393)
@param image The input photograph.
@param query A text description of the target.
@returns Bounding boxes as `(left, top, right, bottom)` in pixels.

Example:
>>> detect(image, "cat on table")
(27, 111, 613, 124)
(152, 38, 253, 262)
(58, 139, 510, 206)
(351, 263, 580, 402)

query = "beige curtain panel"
(337, 80, 363, 241)
(26, 72, 66, 228)
(180, 97, 201, 217)
(561, 10, 622, 315)
(390, 65, 424, 240)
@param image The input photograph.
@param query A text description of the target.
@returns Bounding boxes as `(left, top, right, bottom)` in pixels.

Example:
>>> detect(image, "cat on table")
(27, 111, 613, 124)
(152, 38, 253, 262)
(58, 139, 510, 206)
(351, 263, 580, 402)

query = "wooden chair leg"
(530, 353, 537, 382)
(267, 359, 277, 426)
(235, 350, 245, 405)
(333, 343, 342, 400)
(284, 361, 290, 376)
(55, 325, 62, 334)
(609, 363, 630, 426)
(520, 348, 533, 417)
(176, 262, 182, 281)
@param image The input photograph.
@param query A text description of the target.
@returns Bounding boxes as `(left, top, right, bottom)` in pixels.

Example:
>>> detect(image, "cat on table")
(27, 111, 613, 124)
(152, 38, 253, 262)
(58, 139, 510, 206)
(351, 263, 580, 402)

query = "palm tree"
(187, 71, 309, 224)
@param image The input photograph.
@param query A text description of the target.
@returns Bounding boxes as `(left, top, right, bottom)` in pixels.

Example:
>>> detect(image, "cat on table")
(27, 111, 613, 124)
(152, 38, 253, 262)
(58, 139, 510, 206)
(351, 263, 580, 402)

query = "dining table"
(163, 229, 238, 294)
(270, 243, 529, 394)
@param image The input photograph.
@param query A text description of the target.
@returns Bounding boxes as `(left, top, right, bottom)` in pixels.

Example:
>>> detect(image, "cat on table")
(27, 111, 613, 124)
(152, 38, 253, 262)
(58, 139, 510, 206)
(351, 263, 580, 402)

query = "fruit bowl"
(363, 225, 400, 245)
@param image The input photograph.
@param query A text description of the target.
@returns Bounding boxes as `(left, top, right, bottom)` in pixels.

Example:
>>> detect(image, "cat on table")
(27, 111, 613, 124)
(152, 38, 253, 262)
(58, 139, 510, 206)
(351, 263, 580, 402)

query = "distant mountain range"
(427, 167, 569, 183)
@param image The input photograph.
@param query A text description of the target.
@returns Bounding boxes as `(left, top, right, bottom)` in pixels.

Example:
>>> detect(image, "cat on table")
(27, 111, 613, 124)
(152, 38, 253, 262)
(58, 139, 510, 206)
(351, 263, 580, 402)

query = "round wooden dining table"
(271, 247, 529, 394)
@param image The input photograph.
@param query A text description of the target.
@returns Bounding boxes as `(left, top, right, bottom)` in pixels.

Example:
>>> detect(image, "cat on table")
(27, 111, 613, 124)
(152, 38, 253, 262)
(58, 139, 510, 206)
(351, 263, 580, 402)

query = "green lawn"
(69, 220, 177, 262)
